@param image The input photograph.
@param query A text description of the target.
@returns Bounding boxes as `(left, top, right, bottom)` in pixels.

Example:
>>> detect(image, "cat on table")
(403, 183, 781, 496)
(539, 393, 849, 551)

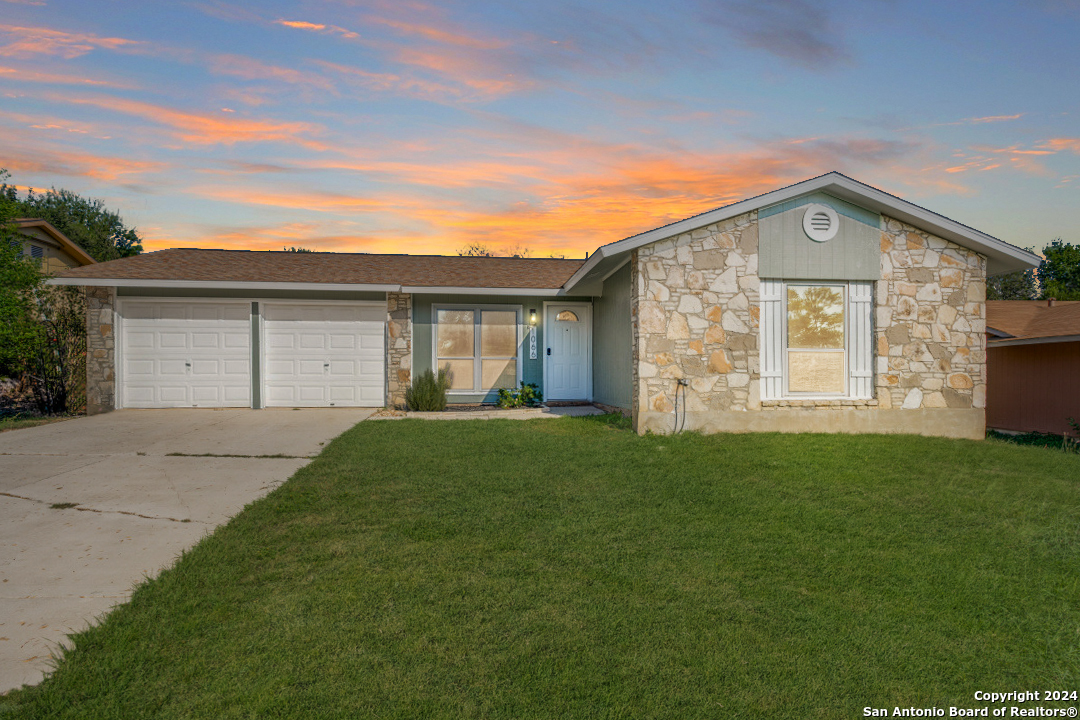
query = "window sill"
(761, 399, 879, 408)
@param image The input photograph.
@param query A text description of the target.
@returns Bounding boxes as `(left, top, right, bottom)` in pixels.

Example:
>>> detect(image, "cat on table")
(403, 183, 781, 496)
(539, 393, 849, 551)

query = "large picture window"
(786, 284, 846, 395)
(435, 306, 520, 393)
(760, 280, 873, 400)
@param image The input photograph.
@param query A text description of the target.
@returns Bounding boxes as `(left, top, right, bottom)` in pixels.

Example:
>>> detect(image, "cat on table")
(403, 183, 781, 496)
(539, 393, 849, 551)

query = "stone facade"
(386, 291, 412, 409)
(632, 211, 987, 439)
(875, 216, 986, 412)
(634, 211, 761, 432)
(86, 286, 116, 415)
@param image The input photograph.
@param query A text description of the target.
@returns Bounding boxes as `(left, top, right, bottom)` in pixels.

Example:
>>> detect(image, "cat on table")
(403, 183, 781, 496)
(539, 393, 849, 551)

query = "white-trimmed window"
(433, 305, 521, 393)
(760, 280, 873, 400)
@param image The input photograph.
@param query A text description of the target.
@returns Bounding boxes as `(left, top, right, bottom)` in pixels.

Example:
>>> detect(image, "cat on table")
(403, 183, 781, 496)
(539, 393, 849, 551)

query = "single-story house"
(986, 300, 1080, 436)
(51, 172, 1040, 438)
(12, 219, 96, 272)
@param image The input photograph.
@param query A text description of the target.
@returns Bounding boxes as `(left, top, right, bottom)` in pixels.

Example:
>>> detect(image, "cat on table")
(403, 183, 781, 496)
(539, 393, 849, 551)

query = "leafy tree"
(0, 176, 142, 262)
(283, 246, 313, 253)
(0, 170, 86, 414)
(1037, 238, 1080, 300)
(987, 249, 1038, 300)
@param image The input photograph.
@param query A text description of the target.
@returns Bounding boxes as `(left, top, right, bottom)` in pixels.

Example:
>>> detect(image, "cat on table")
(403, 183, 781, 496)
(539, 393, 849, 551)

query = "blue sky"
(1, 0, 1077, 258)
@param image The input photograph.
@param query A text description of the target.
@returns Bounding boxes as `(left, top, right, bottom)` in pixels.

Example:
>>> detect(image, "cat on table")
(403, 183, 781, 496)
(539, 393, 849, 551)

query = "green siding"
(118, 287, 386, 301)
(758, 192, 881, 281)
(591, 262, 632, 409)
(413, 293, 590, 404)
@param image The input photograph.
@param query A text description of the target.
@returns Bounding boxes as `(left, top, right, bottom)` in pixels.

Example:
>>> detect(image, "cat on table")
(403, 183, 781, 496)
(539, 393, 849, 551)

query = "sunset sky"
(2, 0, 1078, 259)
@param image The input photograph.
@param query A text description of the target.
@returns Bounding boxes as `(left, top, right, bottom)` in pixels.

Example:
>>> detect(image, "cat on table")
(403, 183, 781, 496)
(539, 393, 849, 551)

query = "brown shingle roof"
(987, 300, 1080, 340)
(54, 248, 586, 290)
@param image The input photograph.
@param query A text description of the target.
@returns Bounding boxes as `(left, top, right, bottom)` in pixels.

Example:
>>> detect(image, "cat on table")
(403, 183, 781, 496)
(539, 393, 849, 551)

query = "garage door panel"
(159, 333, 188, 349)
(191, 332, 220, 349)
(263, 302, 384, 408)
(121, 300, 251, 409)
(126, 332, 155, 349)
(299, 334, 327, 350)
(298, 386, 327, 402)
(266, 336, 295, 352)
(158, 359, 188, 376)
(159, 386, 187, 403)
(329, 334, 356, 350)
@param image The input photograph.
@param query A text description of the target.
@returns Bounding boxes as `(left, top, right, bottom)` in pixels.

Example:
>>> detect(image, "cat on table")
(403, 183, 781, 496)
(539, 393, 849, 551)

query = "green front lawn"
(4, 418, 1078, 718)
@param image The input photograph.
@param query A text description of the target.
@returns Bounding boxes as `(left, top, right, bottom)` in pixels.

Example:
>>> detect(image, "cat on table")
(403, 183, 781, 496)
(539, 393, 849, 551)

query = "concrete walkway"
(0, 407, 373, 693)
(375, 405, 606, 421)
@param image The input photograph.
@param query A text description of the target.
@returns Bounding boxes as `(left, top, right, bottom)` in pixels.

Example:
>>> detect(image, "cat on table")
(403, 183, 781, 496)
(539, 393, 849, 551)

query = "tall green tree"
(0, 176, 143, 262)
(987, 248, 1039, 300)
(0, 170, 86, 414)
(1037, 239, 1080, 300)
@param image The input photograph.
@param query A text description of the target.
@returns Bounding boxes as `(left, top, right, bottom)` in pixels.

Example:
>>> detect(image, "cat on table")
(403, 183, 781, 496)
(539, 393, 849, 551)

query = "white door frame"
(542, 301, 593, 401)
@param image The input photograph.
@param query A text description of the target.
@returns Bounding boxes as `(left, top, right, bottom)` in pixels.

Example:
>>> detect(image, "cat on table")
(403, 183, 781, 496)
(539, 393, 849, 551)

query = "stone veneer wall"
(386, 292, 412, 409)
(632, 212, 987, 438)
(634, 211, 761, 434)
(874, 217, 986, 412)
(86, 286, 116, 415)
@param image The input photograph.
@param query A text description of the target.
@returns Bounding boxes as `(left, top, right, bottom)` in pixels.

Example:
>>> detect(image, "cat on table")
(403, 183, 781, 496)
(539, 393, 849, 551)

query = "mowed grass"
(3, 417, 1079, 718)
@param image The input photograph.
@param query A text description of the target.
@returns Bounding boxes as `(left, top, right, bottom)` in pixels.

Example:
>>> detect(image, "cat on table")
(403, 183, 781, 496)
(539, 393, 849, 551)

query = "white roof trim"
(562, 171, 1041, 292)
(48, 277, 568, 295)
(48, 277, 399, 292)
(400, 285, 564, 296)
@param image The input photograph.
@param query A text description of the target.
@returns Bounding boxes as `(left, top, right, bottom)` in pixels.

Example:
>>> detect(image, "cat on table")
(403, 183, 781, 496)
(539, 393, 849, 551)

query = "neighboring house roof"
(51, 247, 585, 294)
(986, 300, 1080, 346)
(562, 172, 1040, 295)
(14, 219, 96, 266)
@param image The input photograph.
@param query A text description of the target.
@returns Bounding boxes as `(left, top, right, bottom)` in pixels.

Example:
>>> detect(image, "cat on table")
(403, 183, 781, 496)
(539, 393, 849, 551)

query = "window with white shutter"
(759, 279, 873, 400)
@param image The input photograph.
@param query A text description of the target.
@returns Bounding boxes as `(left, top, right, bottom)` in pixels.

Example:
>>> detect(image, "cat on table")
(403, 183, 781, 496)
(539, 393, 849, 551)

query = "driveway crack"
(0, 492, 208, 525)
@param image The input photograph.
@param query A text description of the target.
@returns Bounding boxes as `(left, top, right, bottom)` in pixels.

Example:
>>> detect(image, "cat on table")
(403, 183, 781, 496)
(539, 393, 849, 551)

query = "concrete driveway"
(0, 407, 374, 693)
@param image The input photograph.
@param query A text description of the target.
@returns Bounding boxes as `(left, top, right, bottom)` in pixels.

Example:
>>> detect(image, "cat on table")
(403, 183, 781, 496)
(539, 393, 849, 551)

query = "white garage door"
(120, 300, 252, 408)
(262, 303, 385, 407)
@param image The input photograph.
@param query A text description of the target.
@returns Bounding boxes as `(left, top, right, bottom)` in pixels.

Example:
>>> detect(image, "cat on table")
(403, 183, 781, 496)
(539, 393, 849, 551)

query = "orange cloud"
(185, 186, 419, 215)
(0, 24, 144, 59)
(54, 95, 326, 148)
(966, 114, 1023, 124)
(274, 19, 359, 39)
(311, 59, 483, 100)
(0, 65, 136, 88)
(205, 53, 337, 93)
(366, 16, 503, 50)
(3, 145, 166, 183)
(1042, 138, 1080, 153)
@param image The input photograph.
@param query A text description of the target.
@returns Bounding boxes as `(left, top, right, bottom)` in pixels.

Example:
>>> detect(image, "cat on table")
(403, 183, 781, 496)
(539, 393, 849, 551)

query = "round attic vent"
(802, 203, 839, 242)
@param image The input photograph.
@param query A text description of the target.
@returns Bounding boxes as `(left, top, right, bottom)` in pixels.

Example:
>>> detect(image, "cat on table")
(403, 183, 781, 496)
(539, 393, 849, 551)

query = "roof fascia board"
(988, 334, 1080, 347)
(401, 285, 563, 296)
(48, 277, 400, 292)
(49, 278, 568, 295)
